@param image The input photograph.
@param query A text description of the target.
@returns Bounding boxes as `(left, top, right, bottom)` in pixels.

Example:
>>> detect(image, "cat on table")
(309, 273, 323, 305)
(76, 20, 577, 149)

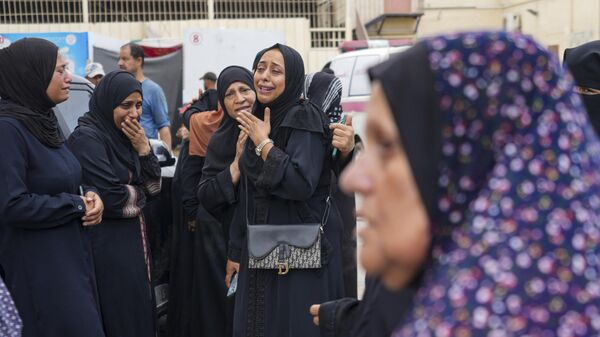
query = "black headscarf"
(200, 66, 254, 182)
(76, 70, 143, 179)
(368, 42, 441, 220)
(251, 44, 326, 140)
(242, 44, 328, 183)
(564, 40, 600, 134)
(0, 38, 63, 148)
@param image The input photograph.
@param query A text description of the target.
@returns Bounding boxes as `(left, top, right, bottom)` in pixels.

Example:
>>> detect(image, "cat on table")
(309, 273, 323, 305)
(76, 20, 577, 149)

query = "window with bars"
(0, 0, 83, 24)
(215, 0, 342, 28)
(0, 0, 345, 48)
(88, 0, 208, 23)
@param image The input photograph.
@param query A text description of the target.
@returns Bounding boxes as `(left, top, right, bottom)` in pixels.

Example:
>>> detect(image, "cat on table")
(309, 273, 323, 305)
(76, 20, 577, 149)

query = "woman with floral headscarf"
(342, 31, 600, 336)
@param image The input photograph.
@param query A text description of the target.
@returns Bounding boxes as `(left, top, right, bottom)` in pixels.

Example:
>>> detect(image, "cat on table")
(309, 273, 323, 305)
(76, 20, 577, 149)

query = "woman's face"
(223, 81, 256, 118)
(113, 91, 143, 129)
(254, 49, 285, 104)
(46, 52, 72, 104)
(341, 82, 430, 290)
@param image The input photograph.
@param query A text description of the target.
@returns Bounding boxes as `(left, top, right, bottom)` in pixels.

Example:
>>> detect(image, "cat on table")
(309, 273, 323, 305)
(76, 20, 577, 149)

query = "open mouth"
(258, 85, 274, 95)
(235, 105, 252, 113)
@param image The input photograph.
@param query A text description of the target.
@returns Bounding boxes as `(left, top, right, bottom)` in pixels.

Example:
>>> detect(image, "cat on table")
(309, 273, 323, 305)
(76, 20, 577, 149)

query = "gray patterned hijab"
(303, 71, 343, 123)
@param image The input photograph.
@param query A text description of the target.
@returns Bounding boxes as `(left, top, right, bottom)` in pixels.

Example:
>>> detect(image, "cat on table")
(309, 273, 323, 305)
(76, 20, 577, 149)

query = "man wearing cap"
(183, 71, 218, 125)
(85, 62, 105, 86)
(118, 42, 172, 150)
(200, 71, 217, 92)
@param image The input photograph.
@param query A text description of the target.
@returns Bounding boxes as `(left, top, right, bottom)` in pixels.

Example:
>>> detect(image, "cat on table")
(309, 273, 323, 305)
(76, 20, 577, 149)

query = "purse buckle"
(277, 262, 289, 275)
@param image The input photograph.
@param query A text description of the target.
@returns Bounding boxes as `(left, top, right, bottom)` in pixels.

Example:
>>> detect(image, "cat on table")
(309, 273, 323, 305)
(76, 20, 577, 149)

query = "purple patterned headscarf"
(378, 32, 600, 336)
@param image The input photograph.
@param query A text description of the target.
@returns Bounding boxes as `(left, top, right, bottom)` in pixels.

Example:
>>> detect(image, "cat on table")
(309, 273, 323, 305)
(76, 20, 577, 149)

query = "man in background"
(85, 62, 105, 86)
(118, 42, 172, 150)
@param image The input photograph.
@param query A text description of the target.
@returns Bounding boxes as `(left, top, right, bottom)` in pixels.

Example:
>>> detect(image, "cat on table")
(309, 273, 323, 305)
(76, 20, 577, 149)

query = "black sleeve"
(318, 298, 361, 337)
(68, 131, 145, 219)
(139, 153, 162, 196)
(255, 130, 326, 201)
(226, 177, 245, 263)
(183, 99, 208, 128)
(0, 121, 85, 229)
(180, 155, 205, 217)
(197, 167, 237, 213)
(333, 148, 355, 176)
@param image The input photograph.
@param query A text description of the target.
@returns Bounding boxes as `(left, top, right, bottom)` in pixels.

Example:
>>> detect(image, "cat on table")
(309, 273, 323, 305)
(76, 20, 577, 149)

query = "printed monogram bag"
(245, 176, 332, 275)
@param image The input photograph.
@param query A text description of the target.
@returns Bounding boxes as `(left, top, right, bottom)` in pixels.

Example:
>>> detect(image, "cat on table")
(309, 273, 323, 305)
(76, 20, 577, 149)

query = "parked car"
(54, 73, 174, 331)
(326, 41, 411, 148)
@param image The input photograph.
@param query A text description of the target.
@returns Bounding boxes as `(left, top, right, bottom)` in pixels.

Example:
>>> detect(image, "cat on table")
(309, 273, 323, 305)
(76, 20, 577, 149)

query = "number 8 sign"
(190, 33, 202, 46)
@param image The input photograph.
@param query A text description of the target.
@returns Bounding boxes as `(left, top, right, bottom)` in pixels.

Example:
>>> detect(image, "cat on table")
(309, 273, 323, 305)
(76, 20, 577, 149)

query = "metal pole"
(82, 0, 89, 24)
(208, 0, 215, 20)
(345, 0, 353, 40)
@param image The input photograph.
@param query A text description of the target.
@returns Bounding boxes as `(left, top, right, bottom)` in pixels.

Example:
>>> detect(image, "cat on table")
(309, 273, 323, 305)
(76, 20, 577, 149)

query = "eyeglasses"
(575, 86, 600, 96)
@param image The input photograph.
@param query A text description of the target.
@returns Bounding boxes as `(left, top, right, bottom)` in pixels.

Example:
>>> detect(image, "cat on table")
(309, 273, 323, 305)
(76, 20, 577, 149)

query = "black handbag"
(245, 176, 332, 275)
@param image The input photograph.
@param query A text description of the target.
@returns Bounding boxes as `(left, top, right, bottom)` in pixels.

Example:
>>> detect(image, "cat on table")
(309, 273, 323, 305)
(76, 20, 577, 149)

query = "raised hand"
(230, 131, 248, 185)
(121, 117, 152, 156)
(236, 107, 271, 146)
(330, 113, 355, 156)
(225, 259, 240, 288)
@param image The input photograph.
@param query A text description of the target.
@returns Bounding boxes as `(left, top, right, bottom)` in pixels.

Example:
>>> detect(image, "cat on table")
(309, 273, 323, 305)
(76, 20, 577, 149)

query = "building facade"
(0, 0, 348, 71)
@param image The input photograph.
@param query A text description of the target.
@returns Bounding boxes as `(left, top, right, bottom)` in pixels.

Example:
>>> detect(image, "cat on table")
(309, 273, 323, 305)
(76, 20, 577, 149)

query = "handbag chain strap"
(245, 172, 334, 230)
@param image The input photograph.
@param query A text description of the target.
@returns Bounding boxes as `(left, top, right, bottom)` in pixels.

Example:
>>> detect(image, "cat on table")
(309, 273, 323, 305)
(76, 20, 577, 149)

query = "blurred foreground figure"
(341, 31, 600, 337)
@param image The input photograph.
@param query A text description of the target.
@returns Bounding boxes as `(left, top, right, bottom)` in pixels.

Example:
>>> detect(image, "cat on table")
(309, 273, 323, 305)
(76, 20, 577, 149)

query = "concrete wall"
(418, 7, 504, 37)
(354, 0, 384, 25)
(504, 0, 600, 55)
(385, 0, 412, 13)
(418, 0, 600, 57)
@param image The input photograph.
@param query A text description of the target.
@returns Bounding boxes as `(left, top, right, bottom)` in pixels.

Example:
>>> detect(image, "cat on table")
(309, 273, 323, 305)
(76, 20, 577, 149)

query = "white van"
(328, 44, 410, 148)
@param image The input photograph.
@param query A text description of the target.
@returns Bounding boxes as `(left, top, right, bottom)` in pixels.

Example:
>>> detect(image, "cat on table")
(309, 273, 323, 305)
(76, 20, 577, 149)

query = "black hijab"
(242, 44, 328, 183)
(564, 40, 600, 134)
(368, 42, 441, 220)
(0, 38, 63, 148)
(76, 70, 143, 179)
(251, 44, 326, 141)
(200, 65, 254, 182)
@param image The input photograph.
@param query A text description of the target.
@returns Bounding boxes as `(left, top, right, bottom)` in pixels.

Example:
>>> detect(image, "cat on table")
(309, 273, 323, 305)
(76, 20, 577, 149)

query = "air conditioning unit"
(503, 13, 522, 32)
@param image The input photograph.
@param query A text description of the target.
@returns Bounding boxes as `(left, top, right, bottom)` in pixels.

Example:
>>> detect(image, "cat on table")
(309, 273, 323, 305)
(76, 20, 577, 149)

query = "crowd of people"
(0, 30, 599, 337)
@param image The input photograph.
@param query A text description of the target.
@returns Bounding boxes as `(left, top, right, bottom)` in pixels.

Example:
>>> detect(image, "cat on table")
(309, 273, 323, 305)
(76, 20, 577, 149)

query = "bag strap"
(245, 171, 334, 228)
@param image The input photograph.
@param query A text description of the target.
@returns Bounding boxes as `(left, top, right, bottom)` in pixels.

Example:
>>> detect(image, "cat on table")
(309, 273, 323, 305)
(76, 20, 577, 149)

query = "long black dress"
(68, 124, 161, 337)
(68, 70, 161, 337)
(231, 129, 345, 337)
(0, 117, 105, 337)
(231, 44, 344, 337)
(195, 130, 238, 337)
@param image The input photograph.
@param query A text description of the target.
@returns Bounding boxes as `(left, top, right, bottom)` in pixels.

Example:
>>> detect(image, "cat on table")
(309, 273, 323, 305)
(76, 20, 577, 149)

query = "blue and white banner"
(0, 32, 89, 77)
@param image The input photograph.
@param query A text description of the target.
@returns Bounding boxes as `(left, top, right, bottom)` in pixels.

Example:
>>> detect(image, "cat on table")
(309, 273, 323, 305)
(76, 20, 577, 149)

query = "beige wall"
(504, 0, 600, 56)
(419, 0, 600, 57)
(308, 48, 339, 72)
(354, 0, 384, 26)
(385, 0, 412, 13)
(418, 8, 504, 36)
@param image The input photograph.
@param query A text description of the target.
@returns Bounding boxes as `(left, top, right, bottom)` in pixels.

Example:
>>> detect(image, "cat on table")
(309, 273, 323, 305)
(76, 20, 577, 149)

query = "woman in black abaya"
(194, 65, 254, 337)
(231, 44, 344, 337)
(68, 70, 161, 337)
(0, 38, 105, 337)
